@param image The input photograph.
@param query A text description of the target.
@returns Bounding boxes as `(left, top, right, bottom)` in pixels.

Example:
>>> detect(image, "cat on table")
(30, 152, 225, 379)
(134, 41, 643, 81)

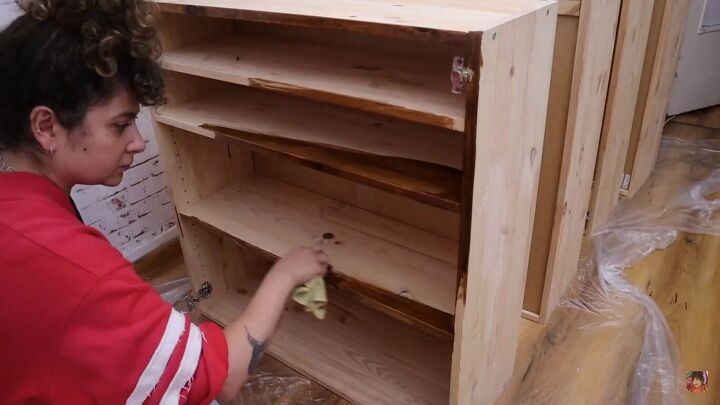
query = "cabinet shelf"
(161, 35, 466, 130)
(178, 175, 458, 314)
(202, 289, 451, 405)
(155, 88, 463, 211)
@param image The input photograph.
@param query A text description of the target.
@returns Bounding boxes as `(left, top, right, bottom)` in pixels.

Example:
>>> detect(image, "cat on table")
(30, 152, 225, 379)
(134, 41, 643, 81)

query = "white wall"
(1, 4, 177, 261)
(668, 0, 720, 115)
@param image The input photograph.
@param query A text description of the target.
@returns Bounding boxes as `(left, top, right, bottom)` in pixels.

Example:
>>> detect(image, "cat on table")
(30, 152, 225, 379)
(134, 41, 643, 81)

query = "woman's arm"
(218, 246, 328, 401)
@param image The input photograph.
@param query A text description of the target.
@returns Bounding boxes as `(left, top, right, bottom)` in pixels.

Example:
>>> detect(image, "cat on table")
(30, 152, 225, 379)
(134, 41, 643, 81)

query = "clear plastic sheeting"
(154, 277, 193, 308)
(516, 137, 720, 404)
(592, 137, 720, 404)
(222, 371, 331, 405)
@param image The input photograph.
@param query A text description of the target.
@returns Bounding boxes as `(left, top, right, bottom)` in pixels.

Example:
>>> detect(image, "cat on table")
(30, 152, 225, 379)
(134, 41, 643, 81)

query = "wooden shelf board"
(202, 290, 452, 405)
(154, 89, 463, 211)
(178, 175, 458, 314)
(325, 271, 455, 338)
(155, 88, 462, 169)
(160, 35, 466, 130)
(157, 0, 551, 44)
(209, 124, 461, 211)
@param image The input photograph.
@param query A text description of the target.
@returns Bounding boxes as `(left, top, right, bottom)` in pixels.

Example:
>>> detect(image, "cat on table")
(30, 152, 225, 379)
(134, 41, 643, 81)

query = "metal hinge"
(451, 56, 474, 94)
(619, 173, 631, 197)
(183, 281, 212, 312)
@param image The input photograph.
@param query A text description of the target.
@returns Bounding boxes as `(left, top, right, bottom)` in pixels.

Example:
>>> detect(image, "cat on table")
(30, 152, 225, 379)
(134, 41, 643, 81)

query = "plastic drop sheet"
(222, 371, 334, 405)
(517, 137, 720, 404)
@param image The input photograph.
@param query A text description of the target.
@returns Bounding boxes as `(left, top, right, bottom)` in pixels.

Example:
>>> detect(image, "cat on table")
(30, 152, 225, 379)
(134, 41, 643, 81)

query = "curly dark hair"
(0, 0, 165, 150)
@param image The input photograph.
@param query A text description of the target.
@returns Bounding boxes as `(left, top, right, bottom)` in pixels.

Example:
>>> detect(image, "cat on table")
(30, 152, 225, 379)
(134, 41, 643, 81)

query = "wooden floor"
(498, 106, 720, 404)
(626, 232, 720, 405)
(136, 105, 720, 404)
(625, 107, 720, 405)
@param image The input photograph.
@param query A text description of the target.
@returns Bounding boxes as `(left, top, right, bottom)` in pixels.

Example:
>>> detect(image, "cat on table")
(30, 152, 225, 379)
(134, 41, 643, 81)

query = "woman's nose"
(127, 124, 147, 154)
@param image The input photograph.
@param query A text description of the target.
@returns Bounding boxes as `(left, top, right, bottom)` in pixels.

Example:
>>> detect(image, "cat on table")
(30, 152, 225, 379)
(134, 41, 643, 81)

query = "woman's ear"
(29, 106, 59, 153)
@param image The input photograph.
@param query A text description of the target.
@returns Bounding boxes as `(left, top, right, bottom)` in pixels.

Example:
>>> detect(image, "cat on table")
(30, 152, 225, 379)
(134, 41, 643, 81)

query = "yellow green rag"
(292, 276, 327, 319)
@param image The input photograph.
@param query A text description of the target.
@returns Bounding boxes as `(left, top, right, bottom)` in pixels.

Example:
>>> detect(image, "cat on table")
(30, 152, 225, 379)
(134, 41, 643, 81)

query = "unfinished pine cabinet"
(152, 1, 557, 403)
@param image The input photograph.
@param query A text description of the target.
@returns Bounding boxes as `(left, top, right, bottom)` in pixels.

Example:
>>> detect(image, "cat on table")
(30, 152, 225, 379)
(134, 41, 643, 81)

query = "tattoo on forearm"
(245, 326, 268, 375)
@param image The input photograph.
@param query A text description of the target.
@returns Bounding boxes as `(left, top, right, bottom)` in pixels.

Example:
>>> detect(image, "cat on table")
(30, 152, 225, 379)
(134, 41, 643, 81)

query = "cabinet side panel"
(588, 0, 654, 232)
(523, 15, 580, 315)
(154, 123, 252, 290)
(540, 0, 621, 322)
(451, 6, 557, 405)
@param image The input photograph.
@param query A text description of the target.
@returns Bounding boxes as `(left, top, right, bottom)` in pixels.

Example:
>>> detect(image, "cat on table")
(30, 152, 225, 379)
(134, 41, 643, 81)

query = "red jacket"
(0, 172, 228, 404)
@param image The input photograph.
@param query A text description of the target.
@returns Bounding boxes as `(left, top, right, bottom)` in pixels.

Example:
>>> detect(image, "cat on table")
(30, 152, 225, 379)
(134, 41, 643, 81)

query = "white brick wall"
(2, 6, 177, 261)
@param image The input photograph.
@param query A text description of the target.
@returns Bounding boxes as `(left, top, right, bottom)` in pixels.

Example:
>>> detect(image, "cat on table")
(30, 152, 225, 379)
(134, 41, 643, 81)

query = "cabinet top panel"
(156, 0, 556, 43)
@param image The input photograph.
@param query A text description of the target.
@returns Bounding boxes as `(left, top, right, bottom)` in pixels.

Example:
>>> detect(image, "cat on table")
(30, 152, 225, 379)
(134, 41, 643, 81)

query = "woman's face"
(693, 377, 703, 388)
(53, 86, 145, 188)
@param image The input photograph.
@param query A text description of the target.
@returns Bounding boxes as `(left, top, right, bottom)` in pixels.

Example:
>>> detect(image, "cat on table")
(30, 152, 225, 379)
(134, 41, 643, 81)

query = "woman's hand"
(271, 246, 329, 287)
(220, 245, 330, 400)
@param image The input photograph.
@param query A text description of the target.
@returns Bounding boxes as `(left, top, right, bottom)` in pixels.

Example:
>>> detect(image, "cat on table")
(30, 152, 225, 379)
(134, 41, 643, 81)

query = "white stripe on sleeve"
(126, 309, 186, 405)
(159, 322, 203, 405)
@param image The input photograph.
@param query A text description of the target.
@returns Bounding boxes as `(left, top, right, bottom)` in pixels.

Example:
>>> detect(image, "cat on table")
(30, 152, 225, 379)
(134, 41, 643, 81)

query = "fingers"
(308, 243, 329, 262)
(300, 242, 331, 276)
(315, 252, 329, 264)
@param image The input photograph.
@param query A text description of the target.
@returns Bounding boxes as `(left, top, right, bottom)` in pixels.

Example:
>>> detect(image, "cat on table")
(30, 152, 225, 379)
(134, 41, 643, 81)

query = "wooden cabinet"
(152, 1, 557, 403)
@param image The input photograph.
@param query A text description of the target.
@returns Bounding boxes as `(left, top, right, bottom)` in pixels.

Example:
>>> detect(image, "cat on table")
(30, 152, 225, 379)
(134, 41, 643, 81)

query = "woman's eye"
(114, 116, 138, 132)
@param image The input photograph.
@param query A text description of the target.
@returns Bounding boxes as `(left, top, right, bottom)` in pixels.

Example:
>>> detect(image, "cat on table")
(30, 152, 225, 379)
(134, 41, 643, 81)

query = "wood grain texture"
(154, 86, 463, 170)
(672, 105, 720, 131)
(540, 0, 621, 323)
(499, 119, 720, 404)
(179, 175, 458, 314)
(452, 5, 557, 404)
(524, 15, 579, 315)
(154, 85, 464, 210)
(133, 238, 186, 284)
(662, 122, 720, 145)
(203, 283, 452, 405)
(207, 124, 461, 212)
(157, 0, 550, 44)
(324, 271, 455, 338)
(161, 34, 465, 130)
(626, 233, 720, 405)
(624, 0, 666, 179)
(588, 0, 654, 233)
(502, 297, 647, 404)
(628, 0, 691, 195)
(174, 224, 451, 405)
(623, 120, 720, 405)
(253, 153, 461, 241)
(558, 0, 580, 16)
(194, 221, 456, 339)
(152, 124, 251, 210)
(453, 29, 482, 317)
(157, 12, 234, 52)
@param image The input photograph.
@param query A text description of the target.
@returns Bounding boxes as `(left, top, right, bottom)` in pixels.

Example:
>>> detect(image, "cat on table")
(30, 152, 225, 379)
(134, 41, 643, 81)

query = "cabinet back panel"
(253, 152, 460, 241)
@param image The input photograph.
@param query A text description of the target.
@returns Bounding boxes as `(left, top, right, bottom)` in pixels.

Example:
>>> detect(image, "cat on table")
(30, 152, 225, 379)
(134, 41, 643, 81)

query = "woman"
(0, 0, 328, 403)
